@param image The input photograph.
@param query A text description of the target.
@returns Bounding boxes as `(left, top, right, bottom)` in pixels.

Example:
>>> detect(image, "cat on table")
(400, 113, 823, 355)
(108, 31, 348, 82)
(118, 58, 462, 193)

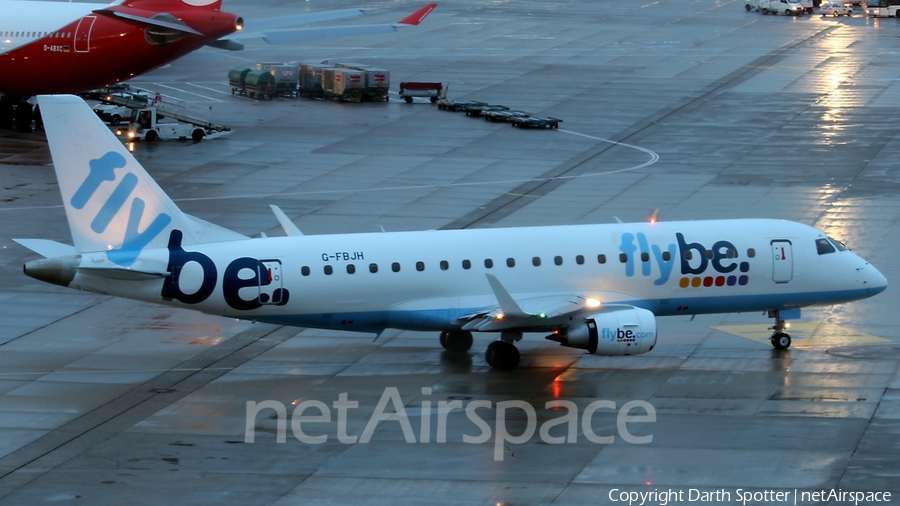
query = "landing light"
(495, 313, 504, 321)
(585, 298, 601, 308)
(784, 322, 791, 329)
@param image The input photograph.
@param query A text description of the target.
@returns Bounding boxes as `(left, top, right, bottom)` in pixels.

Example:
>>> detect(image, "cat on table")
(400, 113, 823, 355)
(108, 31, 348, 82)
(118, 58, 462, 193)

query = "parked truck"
(228, 67, 251, 95)
(760, 0, 804, 14)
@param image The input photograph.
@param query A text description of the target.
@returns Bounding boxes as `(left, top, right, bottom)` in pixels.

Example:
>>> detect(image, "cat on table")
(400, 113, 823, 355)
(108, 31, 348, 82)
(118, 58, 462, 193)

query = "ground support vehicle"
(760, 0, 804, 14)
(483, 110, 530, 123)
(334, 63, 390, 101)
(819, 1, 853, 15)
(437, 99, 486, 111)
(267, 64, 300, 98)
(91, 103, 130, 126)
(244, 71, 277, 99)
(399, 82, 445, 103)
(464, 104, 510, 117)
(866, 0, 900, 16)
(299, 62, 327, 97)
(229, 67, 251, 95)
(745, 0, 765, 11)
(119, 107, 211, 142)
(511, 116, 562, 129)
(323, 68, 364, 102)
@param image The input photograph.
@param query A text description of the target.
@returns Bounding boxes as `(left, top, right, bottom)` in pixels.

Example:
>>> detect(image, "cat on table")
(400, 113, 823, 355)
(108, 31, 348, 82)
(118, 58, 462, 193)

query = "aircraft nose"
(860, 262, 888, 295)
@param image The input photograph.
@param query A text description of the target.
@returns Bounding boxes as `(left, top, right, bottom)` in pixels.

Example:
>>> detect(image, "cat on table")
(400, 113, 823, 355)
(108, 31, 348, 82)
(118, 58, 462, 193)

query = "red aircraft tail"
(397, 3, 437, 26)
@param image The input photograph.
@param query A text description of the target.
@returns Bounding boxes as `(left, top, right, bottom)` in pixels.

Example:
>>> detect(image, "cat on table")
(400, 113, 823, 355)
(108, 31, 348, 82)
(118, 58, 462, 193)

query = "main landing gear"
(439, 330, 473, 354)
(438, 329, 522, 370)
(484, 330, 522, 371)
(768, 310, 792, 350)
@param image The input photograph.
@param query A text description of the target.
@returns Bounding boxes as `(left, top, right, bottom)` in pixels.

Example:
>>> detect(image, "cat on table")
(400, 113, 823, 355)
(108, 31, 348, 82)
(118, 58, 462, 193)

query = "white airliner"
(15, 95, 888, 370)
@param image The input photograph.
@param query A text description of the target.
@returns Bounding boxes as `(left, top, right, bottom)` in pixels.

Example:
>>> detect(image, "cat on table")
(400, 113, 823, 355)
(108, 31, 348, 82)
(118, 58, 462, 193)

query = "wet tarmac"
(1, 0, 899, 504)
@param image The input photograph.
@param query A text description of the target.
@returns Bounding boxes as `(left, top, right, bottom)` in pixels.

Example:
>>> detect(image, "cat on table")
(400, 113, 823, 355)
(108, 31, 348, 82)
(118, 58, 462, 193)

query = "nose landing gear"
(768, 310, 792, 350)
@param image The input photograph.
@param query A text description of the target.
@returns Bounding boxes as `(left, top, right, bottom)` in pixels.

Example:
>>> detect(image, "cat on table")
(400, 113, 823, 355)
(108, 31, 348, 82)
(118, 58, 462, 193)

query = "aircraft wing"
(213, 4, 436, 50)
(454, 275, 606, 332)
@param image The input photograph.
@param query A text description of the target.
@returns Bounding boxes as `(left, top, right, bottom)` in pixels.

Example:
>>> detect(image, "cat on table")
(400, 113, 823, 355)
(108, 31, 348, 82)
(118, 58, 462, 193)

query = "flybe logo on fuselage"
(72, 151, 171, 267)
(619, 232, 750, 287)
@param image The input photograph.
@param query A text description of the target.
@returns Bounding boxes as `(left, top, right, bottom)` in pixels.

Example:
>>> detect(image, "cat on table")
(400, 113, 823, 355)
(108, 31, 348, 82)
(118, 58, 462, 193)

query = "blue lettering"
(91, 173, 137, 234)
(161, 230, 217, 304)
(677, 233, 707, 275)
(711, 240, 738, 273)
(70, 151, 126, 210)
(107, 197, 171, 266)
(651, 243, 676, 286)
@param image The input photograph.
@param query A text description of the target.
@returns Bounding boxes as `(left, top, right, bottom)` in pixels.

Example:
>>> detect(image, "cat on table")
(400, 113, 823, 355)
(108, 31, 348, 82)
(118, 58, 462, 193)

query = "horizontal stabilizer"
(270, 205, 303, 236)
(12, 239, 76, 258)
(94, 9, 204, 35)
(207, 39, 244, 51)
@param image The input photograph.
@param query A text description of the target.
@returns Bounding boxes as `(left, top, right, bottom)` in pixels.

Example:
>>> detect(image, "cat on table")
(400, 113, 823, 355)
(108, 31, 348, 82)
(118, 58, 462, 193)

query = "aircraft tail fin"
(37, 95, 246, 267)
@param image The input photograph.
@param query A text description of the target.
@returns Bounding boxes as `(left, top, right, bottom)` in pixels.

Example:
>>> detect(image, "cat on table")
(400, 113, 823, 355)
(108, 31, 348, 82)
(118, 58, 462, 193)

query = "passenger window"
(684, 251, 693, 260)
(816, 238, 836, 255)
(662, 251, 671, 262)
(598, 254, 606, 264)
(747, 248, 755, 258)
(506, 258, 515, 268)
(301, 266, 310, 276)
(554, 256, 563, 266)
(641, 252, 649, 262)
(392, 262, 401, 272)
(726, 249, 736, 259)
(532, 256, 541, 266)
(484, 259, 494, 268)
(619, 253, 628, 263)
(705, 250, 714, 260)
(324, 265, 333, 275)
(462, 259, 471, 270)
(416, 261, 425, 272)
(440, 260, 449, 270)
(369, 263, 378, 273)
(576, 255, 584, 265)
(347, 264, 356, 274)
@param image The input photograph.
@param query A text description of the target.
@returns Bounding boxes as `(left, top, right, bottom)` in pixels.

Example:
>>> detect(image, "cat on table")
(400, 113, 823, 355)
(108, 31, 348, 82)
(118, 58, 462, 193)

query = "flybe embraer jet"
(15, 95, 888, 370)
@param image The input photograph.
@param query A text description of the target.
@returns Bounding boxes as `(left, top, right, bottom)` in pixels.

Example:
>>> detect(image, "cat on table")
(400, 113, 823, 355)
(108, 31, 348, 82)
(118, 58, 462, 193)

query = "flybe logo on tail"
(619, 232, 750, 287)
(72, 151, 171, 266)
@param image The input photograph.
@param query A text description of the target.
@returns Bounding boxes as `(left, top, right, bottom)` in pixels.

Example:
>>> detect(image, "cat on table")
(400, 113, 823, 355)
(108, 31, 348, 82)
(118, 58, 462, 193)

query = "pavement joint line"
(0, 323, 298, 498)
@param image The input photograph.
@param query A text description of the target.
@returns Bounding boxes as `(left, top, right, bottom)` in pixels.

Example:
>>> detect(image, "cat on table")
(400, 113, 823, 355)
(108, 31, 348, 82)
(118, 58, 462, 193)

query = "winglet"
(270, 205, 303, 236)
(397, 3, 437, 26)
(485, 274, 528, 318)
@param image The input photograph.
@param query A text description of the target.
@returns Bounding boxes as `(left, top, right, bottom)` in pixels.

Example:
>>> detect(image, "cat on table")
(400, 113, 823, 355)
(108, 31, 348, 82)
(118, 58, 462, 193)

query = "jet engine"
(546, 307, 657, 356)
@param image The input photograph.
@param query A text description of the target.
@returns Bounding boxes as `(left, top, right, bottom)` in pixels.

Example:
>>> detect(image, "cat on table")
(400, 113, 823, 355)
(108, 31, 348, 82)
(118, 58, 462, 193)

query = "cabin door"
(74, 16, 96, 54)
(771, 240, 793, 283)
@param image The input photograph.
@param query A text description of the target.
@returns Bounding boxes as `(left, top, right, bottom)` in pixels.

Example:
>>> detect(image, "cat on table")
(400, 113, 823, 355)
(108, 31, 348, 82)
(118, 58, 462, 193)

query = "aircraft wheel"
(771, 332, 792, 350)
(440, 330, 473, 353)
(485, 341, 520, 371)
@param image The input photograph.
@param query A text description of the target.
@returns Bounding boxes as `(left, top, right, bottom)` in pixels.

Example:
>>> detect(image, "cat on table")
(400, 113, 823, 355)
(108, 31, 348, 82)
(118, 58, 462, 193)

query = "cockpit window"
(828, 236, 847, 251)
(816, 238, 835, 255)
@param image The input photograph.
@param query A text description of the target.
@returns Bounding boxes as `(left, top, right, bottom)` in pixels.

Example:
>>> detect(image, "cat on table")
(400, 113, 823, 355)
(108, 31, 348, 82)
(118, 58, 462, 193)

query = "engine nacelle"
(546, 307, 657, 356)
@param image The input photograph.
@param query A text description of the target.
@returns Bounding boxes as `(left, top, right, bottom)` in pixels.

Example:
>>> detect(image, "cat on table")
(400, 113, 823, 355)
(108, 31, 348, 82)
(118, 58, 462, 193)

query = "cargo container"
(362, 68, 390, 101)
(299, 62, 328, 97)
(268, 64, 299, 97)
(244, 70, 276, 99)
(228, 67, 252, 96)
(399, 82, 444, 103)
(323, 68, 364, 102)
